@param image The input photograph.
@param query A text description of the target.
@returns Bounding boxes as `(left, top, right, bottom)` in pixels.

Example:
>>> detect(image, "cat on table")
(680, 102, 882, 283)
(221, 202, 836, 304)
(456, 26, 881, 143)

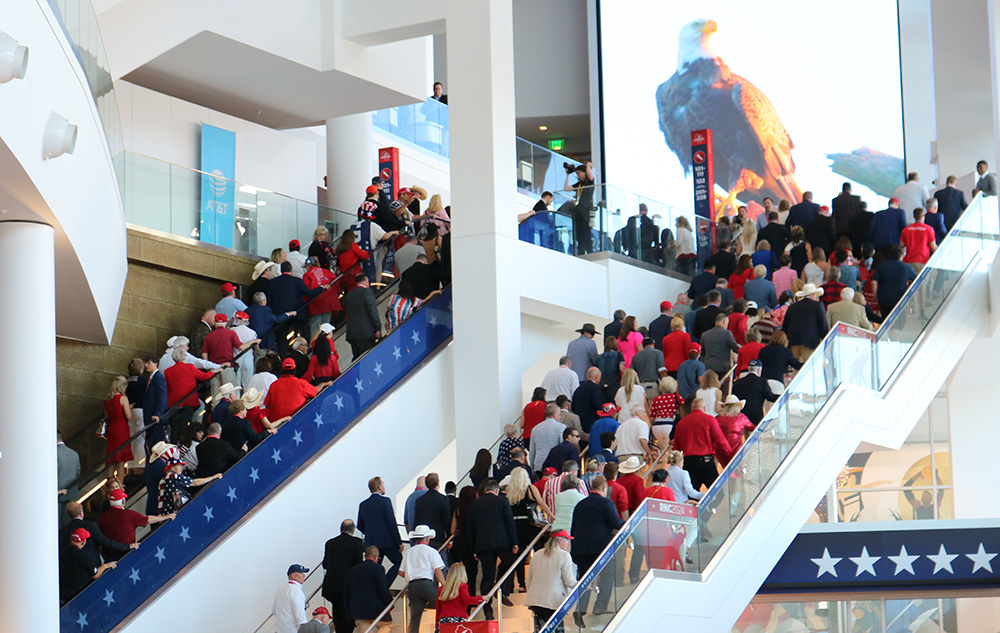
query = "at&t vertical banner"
(200, 124, 237, 248)
(691, 129, 716, 269)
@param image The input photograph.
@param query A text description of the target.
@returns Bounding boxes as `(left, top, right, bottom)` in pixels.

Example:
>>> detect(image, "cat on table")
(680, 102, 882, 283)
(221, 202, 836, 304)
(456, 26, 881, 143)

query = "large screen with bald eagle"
(599, 0, 904, 220)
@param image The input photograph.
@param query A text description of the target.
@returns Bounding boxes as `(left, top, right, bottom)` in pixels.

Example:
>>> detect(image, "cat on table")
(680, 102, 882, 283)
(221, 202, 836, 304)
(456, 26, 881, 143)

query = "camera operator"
(563, 161, 595, 254)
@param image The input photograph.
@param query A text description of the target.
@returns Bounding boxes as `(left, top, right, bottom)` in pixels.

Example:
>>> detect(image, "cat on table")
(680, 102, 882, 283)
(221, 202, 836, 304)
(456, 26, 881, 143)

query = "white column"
(0, 222, 58, 632)
(447, 0, 523, 462)
(326, 113, 375, 213)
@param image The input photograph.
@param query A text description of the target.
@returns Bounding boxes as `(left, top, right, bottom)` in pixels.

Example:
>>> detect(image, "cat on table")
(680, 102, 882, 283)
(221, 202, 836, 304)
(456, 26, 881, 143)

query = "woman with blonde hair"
(525, 529, 577, 631)
(736, 219, 757, 256)
(715, 395, 755, 467)
(308, 225, 334, 269)
(662, 316, 691, 376)
(507, 467, 551, 592)
(413, 193, 451, 235)
(614, 369, 646, 421)
(269, 247, 286, 266)
(695, 370, 723, 415)
(649, 376, 683, 446)
(104, 375, 133, 484)
(435, 563, 483, 625)
(801, 247, 829, 286)
(665, 450, 703, 503)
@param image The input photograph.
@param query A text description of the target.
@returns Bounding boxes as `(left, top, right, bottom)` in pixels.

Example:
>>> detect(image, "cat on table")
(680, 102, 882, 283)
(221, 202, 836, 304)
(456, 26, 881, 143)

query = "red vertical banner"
(377, 147, 399, 201)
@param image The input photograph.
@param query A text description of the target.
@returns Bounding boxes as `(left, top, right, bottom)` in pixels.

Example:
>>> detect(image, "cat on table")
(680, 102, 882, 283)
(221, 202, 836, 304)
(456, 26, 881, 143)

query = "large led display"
(599, 0, 905, 218)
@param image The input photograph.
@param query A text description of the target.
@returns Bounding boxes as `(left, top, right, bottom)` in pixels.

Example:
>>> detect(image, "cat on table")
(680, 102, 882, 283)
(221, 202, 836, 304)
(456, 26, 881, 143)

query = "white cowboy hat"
(252, 260, 278, 280)
(318, 323, 335, 335)
(218, 383, 241, 398)
(619, 456, 644, 474)
(722, 394, 745, 409)
(795, 283, 823, 298)
(242, 387, 263, 409)
(165, 335, 178, 348)
(408, 525, 436, 540)
(150, 442, 177, 462)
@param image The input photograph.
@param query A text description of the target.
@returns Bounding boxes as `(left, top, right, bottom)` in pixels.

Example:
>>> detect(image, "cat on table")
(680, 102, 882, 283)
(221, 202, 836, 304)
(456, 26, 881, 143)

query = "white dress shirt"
(615, 416, 649, 456)
(273, 580, 307, 633)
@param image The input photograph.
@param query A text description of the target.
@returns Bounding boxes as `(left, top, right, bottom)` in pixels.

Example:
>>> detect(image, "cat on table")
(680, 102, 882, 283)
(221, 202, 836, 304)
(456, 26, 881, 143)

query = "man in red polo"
(97, 489, 174, 561)
(264, 357, 318, 420)
(203, 313, 258, 398)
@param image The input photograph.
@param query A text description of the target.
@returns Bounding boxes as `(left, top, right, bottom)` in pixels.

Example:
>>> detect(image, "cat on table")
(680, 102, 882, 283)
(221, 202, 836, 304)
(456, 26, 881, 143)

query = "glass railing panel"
(169, 161, 201, 241)
(123, 152, 172, 234)
(371, 100, 450, 158)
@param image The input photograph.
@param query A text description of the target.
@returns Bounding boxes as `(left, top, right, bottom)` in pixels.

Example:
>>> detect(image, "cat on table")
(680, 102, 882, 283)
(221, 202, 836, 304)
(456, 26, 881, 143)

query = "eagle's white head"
(677, 19, 719, 73)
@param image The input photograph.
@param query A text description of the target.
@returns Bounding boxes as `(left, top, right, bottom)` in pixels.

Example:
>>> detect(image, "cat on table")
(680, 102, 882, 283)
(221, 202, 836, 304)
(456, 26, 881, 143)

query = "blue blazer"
(933, 187, 968, 230)
(357, 494, 401, 549)
(924, 211, 947, 243)
(143, 370, 169, 446)
(269, 273, 323, 315)
(571, 493, 625, 557)
(785, 201, 820, 229)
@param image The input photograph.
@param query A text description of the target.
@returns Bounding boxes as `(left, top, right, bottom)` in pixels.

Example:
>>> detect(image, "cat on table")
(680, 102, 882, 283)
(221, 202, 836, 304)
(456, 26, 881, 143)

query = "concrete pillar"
(0, 222, 58, 632)
(326, 113, 374, 213)
(447, 0, 523, 463)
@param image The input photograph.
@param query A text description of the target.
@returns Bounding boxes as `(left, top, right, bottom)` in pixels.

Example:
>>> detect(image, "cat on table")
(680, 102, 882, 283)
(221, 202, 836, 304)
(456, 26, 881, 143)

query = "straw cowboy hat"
(218, 383, 241, 398)
(795, 283, 823, 298)
(241, 387, 263, 409)
(619, 456, 644, 474)
(721, 394, 745, 409)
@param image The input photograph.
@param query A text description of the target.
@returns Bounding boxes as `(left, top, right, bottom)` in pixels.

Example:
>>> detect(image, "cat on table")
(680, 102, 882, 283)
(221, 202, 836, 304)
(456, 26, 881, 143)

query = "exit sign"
(548, 139, 565, 152)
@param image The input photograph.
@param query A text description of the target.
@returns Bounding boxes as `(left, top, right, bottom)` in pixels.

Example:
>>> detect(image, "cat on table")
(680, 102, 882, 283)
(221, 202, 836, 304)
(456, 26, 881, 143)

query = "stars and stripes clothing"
(158, 472, 192, 515)
(386, 294, 423, 330)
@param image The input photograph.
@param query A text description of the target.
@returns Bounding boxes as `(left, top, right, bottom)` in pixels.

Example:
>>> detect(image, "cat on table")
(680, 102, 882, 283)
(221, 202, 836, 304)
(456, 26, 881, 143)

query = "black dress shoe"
(501, 595, 514, 607)
(573, 612, 586, 629)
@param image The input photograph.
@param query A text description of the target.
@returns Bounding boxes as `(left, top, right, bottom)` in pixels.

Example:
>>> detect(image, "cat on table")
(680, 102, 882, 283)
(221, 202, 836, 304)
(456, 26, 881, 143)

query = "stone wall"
(57, 227, 258, 464)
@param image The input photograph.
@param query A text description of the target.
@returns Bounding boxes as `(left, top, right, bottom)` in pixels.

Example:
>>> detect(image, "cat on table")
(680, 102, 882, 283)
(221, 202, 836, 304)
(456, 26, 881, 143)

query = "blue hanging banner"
(199, 124, 237, 248)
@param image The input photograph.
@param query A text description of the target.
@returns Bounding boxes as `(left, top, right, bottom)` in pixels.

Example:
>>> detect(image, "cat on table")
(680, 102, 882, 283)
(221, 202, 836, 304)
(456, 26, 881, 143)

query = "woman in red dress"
(104, 376, 134, 485)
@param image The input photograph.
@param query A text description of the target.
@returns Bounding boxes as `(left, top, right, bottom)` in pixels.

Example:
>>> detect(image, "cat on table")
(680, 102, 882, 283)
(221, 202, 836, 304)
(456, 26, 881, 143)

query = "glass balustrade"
(372, 99, 449, 158)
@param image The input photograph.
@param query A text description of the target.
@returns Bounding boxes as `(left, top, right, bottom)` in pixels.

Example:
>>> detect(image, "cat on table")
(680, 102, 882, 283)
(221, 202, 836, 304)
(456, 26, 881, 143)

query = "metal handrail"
(467, 522, 553, 620)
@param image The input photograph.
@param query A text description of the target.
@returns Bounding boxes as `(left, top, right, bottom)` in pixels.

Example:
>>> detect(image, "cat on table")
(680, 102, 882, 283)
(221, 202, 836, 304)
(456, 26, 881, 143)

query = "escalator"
(535, 196, 1000, 632)
(59, 286, 454, 633)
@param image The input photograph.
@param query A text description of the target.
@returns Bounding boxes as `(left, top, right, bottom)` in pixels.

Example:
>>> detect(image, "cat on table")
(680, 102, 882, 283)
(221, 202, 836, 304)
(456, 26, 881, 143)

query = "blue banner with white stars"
(60, 287, 454, 633)
(761, 521, 1000, 593)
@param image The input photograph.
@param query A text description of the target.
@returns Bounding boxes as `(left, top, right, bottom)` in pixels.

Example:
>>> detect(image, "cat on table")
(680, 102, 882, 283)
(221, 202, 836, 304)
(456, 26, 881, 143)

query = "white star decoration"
(271, 448, 282, 464)
(315, 412, 326, 427)
(811, 548, 841, 578)
(927, 544, 958, 575)
(103, 590, 115, 607)
(888, 545, 919, 576)
(292, 430, 303, 446)
(179, 526, 190, 542)
(334, 396, 344, 411)
(968, 543, 997, 573)
(154, 546, 166, 563)
(355, 378, 364, 393)
(374, 362, 383, 377)
(411, 331, 420, 344)
(429, 315, 438, 327)
(393, 346, 402, 361)
(227, 486, 238, 502)
(849, 547, 880, 577)
(249, 467, 260, 483)
(129, 568, 141, 585)
(76, 612, 88, 628)
(203, 506, 214, 522)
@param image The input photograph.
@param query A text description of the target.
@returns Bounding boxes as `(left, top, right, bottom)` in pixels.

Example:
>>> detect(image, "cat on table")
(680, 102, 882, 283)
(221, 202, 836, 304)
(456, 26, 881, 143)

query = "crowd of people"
(57, 175, 453, 607)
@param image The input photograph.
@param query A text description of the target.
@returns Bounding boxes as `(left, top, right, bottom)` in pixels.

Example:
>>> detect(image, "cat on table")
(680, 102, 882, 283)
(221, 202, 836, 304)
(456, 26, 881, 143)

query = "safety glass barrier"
(541, 194, 1000, 632)
(372, 99, 449, 158)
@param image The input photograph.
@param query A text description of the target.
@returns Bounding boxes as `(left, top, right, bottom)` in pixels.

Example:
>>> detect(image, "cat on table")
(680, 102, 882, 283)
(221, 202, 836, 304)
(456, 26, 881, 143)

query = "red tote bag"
(439, 621, 499, 633)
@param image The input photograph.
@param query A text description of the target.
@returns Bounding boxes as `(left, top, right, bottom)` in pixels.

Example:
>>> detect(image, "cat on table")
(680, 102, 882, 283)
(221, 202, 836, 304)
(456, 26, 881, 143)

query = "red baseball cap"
(214, 313, 228, 323)
(365, 185, 380, 195)
(289, 239, 300, 249)
(234, 311, 250, 320)
(596, 403, 621, 418)
(819, 206, 830, 212)
(660, 301, 673, 312)
(108, 488, 128, 502)
(221, 282, 237, 294)
(282, 357, 296, 370)
(689, 342, 702, 353)
(889, 197, 900, 205)
(397, 187, 412, 196)
(71, 528, 91, 543)
(312, 607, 331, 617)
(543, 467, 558, 476)
(550, 530, 574, 540)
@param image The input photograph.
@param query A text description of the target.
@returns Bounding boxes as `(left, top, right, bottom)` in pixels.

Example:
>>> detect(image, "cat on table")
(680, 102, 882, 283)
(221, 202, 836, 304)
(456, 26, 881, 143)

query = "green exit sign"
(548, 139, 565, 152)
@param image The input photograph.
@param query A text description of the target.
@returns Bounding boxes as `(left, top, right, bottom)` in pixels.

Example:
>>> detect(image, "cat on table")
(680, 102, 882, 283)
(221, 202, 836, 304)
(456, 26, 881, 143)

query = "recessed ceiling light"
(538, 125, 548, 131)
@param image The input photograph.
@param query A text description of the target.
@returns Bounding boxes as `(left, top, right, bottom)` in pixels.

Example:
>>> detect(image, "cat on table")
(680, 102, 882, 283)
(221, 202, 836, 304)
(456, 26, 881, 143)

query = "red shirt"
(202, 327, 242, 364)
(164, 362, 216, 407)
(97, 507, 148, 549)
(303, 267, 342, 315)
(436, 584, 483, 621)
(900, 222, 936, 264)
(727, 313, 748, 345)
(662, 331, 692, 372)
(522, 400, 546, 439)
(735, 342, 765, 375)
(607, 479, 629, 518)
(617, 472, 646, 511)
(643, 484, 676, 502)
(247, 406, 270, 433)
(673, 410, 732, 457)
(729, 269, 753, 300)
(302, 353, 341, 382)
(650, 393, 683, 421)
(263, 374, 317, 420)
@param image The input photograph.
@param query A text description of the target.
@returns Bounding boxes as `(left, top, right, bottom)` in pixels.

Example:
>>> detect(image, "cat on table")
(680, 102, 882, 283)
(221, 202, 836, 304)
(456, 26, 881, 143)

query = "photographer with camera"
(563, 161, 595, 254)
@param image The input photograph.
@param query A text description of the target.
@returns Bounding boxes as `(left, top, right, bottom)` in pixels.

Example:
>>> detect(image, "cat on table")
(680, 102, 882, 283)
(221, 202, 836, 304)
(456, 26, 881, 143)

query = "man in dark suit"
(401, 254, 444, 300)
(413, 473, 453, 553)
(60, 501, 132, 560)
(542, 427, 582, 472)
(494, 446, 532, 482)
(572, 367, 606, 435)
(832, 183, 862, 238)
(570, 476, 624, 627)
(195, 422, 244, 478)
(647, 302, 674, 352)
(467, 479, 519, 618)
(731, 360, 778, 426)
(322, 519, 364, 633)
(692, 290, 724, 341)
(343, 274, 382, 361)
(785, 192, 820, 230)
(357, 476, 403, 585)
(603, 310, 625, 341)
(715, 278, 735, 310)
(868, 198, 908, 252)
(758, 212, 791, 257)
(704, 241, 737, 280)
(686, 264, 719, 301)
(344, 546, 393, 631)
(848, 202, 875, 254)
(805, 205, 837, 255)
(933, 175, 969, 230)
(781, 284, 829, 362)
(269, 261, 325, 349)
(143, 356, 169, 448)
(621, 204, 658, 261)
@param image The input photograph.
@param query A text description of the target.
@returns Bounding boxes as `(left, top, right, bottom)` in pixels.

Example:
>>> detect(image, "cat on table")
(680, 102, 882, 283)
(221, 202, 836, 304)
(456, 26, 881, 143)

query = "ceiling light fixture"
(538, 125, 548, 131)
(42, 111, 77, 159)
(0, 32, 28, 83)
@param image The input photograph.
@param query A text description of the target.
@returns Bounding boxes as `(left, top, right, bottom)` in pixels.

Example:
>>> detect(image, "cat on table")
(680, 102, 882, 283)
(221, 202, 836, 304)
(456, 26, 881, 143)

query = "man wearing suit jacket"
(785, 192, 820, 230)
(357, 476, 403, 585)
(826, 288, 873, 330)
(731, 360, 779, 426)
(933, 175, 969, 230)
(57, 432, 80, 527)
(343, 274, 382, 361)
(781, 284, 829, 362)
(143, 356, 169, 447)
(195, 422, 244, 478)
(344, 546, 393, 632)
(832, 183, 862, 238)
(322, 519, 365, 633)
(570, 476, 624, 626)
(413, 473, 452, 553)
(59, 502, 133, 561)
(467, 479, 519, 619)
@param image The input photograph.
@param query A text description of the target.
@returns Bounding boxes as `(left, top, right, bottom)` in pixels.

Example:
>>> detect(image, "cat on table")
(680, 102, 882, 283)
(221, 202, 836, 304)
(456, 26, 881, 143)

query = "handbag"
(526, 499, 547, 528)
(440, 621, 499, 633)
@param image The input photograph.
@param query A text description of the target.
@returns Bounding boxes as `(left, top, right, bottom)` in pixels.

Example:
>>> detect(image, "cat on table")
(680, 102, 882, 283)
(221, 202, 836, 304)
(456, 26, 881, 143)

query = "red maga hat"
(596, 402, 621, 418)
(221, 282, 237, 293)
(71, 528, 91, 543)
(282, 357, 296, 370)
(214, 313, 228, 323)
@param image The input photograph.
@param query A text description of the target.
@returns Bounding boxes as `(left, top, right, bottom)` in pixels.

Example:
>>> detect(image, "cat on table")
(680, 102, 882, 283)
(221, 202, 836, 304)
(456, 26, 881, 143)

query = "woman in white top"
(801, 247, 829, 287)
(665, 450, 703, 502)
(247, 357, 277, 402)
(736, 220, 757, 256)
(525, 530, 577, 631)
(674, 216, 697, 275)
(614, 369, 647, 421)
(695, 369, 723, 415)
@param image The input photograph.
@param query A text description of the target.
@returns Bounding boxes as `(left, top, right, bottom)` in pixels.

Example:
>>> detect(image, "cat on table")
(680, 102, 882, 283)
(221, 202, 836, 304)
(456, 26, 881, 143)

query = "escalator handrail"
(65, 239, 399, 496)
(467, 522, 552, 620)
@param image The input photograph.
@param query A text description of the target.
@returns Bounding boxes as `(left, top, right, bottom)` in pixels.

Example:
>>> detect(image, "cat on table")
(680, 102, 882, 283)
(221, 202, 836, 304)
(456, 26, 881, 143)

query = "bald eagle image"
(656, 19, 802, 215)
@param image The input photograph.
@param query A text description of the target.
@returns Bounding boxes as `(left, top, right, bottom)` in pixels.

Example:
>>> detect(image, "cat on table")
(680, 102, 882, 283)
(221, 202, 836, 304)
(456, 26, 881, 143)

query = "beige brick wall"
(58, 228, 258, 457)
